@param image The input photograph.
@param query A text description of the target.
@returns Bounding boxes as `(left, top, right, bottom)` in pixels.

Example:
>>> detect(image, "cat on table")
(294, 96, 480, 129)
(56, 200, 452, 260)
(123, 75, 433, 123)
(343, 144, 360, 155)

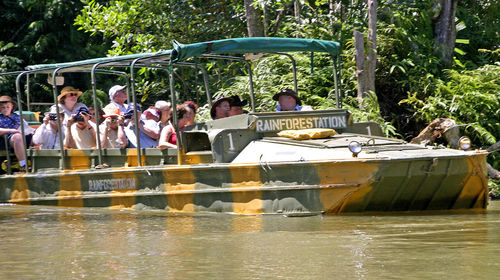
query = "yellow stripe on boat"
(229, 164, 263, 214)
(58, 173, 83, 207)
(10, 175, 30, 204)
(163, 166, 196, 212)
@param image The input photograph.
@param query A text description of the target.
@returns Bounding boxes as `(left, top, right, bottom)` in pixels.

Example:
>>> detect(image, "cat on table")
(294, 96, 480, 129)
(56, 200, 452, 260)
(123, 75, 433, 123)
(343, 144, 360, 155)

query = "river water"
(1, 200, 499, 279)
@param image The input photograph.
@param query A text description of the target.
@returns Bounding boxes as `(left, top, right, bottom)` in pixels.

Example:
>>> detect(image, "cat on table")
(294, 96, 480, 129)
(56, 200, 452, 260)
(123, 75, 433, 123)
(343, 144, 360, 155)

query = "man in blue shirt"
(273, 88, 312, 111)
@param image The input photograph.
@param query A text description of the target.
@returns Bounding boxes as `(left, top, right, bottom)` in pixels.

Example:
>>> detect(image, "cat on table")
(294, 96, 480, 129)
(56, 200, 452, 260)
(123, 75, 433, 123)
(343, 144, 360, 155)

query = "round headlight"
(348, 141, 362, 157)
(458, 136, 471, 150)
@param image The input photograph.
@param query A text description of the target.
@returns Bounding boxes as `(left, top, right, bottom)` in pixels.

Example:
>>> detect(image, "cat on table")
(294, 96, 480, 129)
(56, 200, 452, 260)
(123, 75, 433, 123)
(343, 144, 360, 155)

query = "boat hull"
(0, 153, 488, 214)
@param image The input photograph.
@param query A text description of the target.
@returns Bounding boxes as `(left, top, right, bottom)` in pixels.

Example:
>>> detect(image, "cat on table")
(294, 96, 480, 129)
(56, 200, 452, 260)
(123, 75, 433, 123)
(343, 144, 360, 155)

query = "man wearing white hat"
(104, 85, 128, 113)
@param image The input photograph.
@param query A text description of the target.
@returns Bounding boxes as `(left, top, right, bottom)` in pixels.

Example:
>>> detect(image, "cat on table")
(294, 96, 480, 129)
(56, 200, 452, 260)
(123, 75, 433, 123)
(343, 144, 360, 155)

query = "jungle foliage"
(1, 1, 499, 169)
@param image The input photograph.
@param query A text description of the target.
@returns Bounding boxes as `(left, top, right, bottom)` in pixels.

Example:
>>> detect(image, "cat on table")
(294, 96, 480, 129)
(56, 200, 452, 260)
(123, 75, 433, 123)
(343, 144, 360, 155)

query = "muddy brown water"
(1, 200, 499, 279)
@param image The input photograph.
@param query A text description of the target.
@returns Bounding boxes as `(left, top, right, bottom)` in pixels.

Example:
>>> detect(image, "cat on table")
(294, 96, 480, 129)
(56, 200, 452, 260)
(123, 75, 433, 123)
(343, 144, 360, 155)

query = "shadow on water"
(0, 200, 499, 279)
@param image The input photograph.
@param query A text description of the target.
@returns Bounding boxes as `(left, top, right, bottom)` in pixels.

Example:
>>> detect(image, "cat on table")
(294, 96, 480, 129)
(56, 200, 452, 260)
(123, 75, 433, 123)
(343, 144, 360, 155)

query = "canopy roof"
(172, 37, 340, 62)
(25, 50, 172, 74)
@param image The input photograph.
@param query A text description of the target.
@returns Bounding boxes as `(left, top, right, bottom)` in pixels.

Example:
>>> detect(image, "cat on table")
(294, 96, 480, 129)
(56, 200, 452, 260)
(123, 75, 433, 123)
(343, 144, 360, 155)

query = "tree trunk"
(354, 30, 366, 106)
(432, 0, 458, 66)
(366, 0, 377, 94)
(244, 0, 265, 37)
(294, 0, 301, 38)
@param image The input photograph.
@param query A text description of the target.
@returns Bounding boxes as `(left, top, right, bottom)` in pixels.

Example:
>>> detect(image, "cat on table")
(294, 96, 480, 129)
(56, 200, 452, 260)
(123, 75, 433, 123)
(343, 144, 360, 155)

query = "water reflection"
(0, 201, 499, 279)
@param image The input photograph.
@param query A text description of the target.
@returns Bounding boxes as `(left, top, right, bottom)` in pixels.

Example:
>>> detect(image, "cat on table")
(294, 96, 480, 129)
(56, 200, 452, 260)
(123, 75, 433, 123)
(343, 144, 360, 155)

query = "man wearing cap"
(0, 96, 34, 171)
(50, 86, 88, 125)
(229, 95, 248, 116)
(32, 106, 65, 149)
(64, 106, 97, 149)
(210, 97, 232, 120)
(104, 85, 128, 113)
(123, 103, 160, 148)
(273, 88, 313, 112)
(99, 106, 127, 149)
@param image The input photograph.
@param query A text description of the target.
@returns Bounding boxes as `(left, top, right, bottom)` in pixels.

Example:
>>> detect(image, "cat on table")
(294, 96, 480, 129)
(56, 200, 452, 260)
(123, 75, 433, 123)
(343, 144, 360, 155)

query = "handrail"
(90, 65, 131, 167)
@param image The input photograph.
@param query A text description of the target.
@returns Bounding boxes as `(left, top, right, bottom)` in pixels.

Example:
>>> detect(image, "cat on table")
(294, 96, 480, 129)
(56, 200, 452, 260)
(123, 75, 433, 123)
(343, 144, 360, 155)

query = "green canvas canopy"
(172, 37, 340, 62)
(25, 50, 172, 74)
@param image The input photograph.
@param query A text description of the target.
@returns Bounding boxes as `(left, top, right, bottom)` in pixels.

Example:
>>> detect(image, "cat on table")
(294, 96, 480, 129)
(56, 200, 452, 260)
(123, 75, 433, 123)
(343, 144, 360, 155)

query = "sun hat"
(272, 88, 302, 106)
(229, 95, 248, 107)
(76, 106, 90, 115)
(143, 108, 160, 119)
(48, 104, 65, 114)
(154, 100, 171, 111)
(57, 86, 83, 102)
(109, 85, 127, 101)
(209, 97, 232, 119)
(103, 106, 121, 118)
(0, 96, 17, 109)
(126, 103, 141, 114)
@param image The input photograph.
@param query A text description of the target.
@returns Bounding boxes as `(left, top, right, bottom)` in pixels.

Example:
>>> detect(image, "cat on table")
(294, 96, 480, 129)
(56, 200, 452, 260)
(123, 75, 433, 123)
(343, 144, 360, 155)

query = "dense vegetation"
(0, 0, 499, 194)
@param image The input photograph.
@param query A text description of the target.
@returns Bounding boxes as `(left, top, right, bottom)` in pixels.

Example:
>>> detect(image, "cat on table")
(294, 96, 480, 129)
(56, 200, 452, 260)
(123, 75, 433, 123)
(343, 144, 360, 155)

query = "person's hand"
(67, 114, 76, 127)
(82, 113, 91, 124)
(117, 116, 125, 126)
(42, 113, 50, 125)
(104, 117, 111, 128)
(10, 128, 21, 134)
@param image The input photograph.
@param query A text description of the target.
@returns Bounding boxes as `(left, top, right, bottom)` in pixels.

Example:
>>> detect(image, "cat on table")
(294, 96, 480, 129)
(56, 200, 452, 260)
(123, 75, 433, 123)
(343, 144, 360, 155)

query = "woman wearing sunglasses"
(50, 86, 88, 126)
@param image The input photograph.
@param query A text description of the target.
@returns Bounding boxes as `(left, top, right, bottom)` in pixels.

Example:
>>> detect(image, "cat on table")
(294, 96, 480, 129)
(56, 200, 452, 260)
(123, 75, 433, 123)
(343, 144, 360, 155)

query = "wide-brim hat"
(103, 106, 121, 118)
(210, 97, 232, 119)
(229, 95, 248, 107)
(58, 86, 83, 102)
(48, 104, 65, 114)
(109, 85, 127, 101)
(0, 95, 17, 109)
(272, 88, 302, 106)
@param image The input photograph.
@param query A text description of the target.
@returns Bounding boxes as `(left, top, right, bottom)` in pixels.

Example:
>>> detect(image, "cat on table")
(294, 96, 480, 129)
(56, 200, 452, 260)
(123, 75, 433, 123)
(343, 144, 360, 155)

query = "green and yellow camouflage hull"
(0, 151, 488, 214)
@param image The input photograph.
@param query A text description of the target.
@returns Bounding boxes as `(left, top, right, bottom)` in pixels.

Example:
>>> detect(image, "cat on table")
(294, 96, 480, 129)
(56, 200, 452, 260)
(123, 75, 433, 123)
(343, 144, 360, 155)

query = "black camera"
(73, 115, 84, 122)
(49, 113, 57, 120)
(124, 112, 134, 119)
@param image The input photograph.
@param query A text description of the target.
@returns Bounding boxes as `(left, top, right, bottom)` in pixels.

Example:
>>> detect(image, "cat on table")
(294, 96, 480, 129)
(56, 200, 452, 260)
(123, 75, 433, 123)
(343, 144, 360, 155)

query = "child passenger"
(0, 96, 35, 171)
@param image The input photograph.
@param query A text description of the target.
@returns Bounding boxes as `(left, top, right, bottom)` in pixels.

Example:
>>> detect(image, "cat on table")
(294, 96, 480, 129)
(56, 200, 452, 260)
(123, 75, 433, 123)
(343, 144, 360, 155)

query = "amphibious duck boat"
(0, 38, 488, 214)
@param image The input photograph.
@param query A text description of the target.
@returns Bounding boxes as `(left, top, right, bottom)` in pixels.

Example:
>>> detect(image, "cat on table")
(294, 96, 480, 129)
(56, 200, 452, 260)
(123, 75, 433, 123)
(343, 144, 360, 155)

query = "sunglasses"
(69, 93, 79, 97)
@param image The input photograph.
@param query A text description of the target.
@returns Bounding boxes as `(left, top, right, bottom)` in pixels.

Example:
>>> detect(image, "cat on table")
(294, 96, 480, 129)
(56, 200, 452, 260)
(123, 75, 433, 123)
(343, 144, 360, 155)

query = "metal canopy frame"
(12, 51, 211, 171)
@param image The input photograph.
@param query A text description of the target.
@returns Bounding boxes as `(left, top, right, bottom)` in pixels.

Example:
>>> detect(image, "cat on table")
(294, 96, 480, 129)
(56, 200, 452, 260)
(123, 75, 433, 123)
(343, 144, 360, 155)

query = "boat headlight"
(348, 141, 362, 157)
(458, 136, 471, 150)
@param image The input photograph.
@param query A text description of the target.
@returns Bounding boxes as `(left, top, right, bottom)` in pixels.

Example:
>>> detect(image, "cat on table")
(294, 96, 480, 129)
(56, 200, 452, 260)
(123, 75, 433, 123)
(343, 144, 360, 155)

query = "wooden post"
(354, 30, 366, 107)
(366, 0, 377, 94)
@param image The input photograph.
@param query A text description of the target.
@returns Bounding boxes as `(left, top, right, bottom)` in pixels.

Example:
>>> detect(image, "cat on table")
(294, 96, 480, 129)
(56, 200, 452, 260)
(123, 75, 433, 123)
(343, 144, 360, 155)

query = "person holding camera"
(50, 86, 88, 126)
(99, 106, 127, 148)
(32, 106, 65, 149)
(123, 103, 160, 148)
(64, 107, 96, 149)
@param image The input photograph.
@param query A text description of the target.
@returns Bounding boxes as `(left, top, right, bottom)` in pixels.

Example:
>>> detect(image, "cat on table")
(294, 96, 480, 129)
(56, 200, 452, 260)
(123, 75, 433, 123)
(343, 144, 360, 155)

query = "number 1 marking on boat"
(228, 133, 235, 151)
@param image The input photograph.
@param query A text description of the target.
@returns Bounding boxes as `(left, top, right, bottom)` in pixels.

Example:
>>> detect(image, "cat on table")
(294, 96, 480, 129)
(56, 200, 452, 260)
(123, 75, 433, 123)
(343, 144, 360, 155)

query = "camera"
(73, 115, 84, 122)
(49, 113, 57, 120)
(124, 112, 134, 119)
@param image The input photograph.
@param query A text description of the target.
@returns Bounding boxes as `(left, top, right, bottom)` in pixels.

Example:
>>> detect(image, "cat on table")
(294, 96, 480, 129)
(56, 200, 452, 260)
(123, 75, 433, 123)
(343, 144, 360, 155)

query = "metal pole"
(91, 63, 103, 166)
(51, 68, 66, 170)
(15, 73, 29, 172)
(130, 58, 142, 166)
